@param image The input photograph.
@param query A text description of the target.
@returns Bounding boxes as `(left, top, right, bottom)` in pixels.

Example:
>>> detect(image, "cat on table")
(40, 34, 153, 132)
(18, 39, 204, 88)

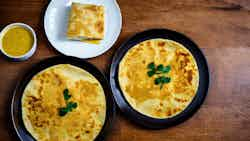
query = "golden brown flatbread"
(118, 39, 199, 119)
(22, 64, 106, 141)
(67, 3, 105, 40)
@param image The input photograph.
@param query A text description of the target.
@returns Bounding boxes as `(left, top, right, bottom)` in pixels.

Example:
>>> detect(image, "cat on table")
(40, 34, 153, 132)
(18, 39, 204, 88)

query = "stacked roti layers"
(22, 64, 106, 141)
(118, 39, 199, 119)
(67, 3, 105, 40)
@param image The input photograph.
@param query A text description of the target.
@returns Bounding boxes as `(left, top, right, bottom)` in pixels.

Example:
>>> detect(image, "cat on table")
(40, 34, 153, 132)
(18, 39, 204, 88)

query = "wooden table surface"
(0, 0, 250, 141)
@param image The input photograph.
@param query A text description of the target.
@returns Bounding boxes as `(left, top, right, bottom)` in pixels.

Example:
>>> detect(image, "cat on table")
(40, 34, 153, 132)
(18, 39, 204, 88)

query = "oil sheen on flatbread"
(22, 64, 106, 141)
(118, 39, 199, 119)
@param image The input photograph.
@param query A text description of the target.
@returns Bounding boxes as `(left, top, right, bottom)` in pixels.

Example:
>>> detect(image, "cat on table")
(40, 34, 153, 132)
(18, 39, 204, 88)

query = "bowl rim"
(0, 22, 37, 60)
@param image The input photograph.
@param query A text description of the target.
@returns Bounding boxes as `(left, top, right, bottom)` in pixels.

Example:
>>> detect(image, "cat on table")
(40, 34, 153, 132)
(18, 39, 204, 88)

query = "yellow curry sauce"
(2, 26, 33, 56)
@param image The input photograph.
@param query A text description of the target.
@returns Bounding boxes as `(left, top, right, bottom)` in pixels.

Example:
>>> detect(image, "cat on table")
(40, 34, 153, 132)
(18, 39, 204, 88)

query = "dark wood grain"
(0, 0, 250, 141)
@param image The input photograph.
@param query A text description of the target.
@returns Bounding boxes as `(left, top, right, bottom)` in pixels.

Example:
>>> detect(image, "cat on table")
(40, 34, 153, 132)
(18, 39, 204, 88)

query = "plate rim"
(43, 0, 122, 59)
(11, 56, 116, 141)
(109, 28, 210, 129)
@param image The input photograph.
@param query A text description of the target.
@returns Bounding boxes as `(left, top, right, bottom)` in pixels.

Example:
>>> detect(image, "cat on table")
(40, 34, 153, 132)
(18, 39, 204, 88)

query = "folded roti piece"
(67, 3, 105, 40)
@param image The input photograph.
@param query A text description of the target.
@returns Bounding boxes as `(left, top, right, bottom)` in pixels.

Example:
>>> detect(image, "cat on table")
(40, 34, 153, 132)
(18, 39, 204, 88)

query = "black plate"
(110, 29, 210, 129)
(11, 56, 116, 141)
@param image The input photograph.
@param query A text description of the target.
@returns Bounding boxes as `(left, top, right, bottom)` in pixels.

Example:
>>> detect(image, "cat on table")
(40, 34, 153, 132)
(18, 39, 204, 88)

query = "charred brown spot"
(95, 109, 100, 114)
(95, 21, 102, 28)
(173, 109, 177, 113)
(158, 42, 166, 47)
(28, 96, 40, 102)
(167, 110, 172, 116)
(180, 52, 189, 57)
(146, 41, 151, 47)
(156, 109, 162, 112)
(38, 86, 43, 94)
(75, 135, 80, 139)
(187, 70, 193, 83)
(139, 43, 144, 47)
(95, 21, 104, 34)
(98, 25, 104, 34)
(85, 6, 99, 12)
(174, 97, 188, 103)
(142, 60, 146, 64)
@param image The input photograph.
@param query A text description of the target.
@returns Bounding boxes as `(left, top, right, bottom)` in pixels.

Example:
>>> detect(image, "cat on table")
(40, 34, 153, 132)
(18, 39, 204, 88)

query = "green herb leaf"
(147, 62, 171, 89)
(162, 77, 171, 83)
(154, 76, 171, 89)
(147, 62, 155, 70)
(58, 102, 78, 116)
(154, 77, 161, 85)
(59, 89, 78, 117)
(67, 102, 78, 111)
(58, 107, 68, 117)
(157, 64, 164, 71)
(72, 103, 77, 108)
(63, 89, 71, 100)
(162, 65, 171, 73)
(147, 70, 155, 77)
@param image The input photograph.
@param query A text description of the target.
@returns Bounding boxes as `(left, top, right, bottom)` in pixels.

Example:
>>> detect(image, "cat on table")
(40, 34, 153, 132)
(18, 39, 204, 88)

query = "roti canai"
(22, 64, 106, 141)
(67, 3, 105, 40)
(118, 39, 199, 119)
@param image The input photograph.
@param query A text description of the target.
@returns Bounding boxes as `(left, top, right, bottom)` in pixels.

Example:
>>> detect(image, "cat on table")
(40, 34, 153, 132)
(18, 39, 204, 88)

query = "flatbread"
(22, 64, 106, 141)
(118, 39, 199, 119)
(67, 3, 105, 40)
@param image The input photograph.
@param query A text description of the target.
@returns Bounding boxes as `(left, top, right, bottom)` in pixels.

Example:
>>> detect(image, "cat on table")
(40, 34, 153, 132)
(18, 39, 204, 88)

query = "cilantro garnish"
(147, 62, 171, 89)
(58, 89, 78, 117)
